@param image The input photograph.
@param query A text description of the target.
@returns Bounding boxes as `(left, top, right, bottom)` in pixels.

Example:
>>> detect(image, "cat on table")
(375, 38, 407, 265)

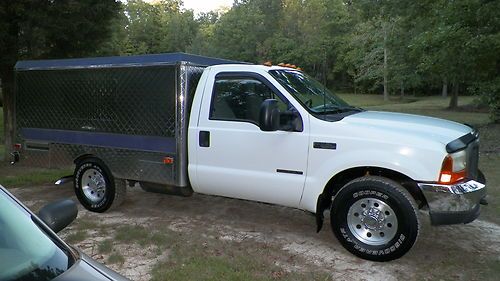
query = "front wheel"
(74, 158, 126, 212)
(330, 176, 419, 261)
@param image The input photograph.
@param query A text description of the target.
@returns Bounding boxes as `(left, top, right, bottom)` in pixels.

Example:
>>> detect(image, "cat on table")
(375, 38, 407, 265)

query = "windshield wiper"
(313, 104, 363, 115)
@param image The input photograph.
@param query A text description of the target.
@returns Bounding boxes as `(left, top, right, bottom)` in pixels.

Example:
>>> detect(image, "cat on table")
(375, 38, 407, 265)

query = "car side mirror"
(259, 99, 280, 131)
(38, 199, 78, 233)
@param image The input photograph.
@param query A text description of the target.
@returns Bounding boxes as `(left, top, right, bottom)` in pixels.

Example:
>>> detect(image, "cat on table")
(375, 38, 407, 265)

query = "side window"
(210, 76, 288, 124)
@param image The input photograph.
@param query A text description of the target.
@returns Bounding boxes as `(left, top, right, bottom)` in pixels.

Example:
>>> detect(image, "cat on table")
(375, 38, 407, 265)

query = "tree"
(123, 0, 198, 54)
(0, 0, 121, 158)
(210, 1, 268, 62)
(406, 0, 500, 110)
(337, 1, 400, 99)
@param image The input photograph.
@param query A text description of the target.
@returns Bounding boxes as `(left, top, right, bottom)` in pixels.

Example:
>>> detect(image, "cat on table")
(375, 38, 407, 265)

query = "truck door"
(193, 72, 309, 208)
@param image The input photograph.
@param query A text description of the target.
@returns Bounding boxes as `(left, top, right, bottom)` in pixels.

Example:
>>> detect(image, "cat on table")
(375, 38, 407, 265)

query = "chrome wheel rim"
(81, 168, 106, 203)
(347, 197, 398, 246)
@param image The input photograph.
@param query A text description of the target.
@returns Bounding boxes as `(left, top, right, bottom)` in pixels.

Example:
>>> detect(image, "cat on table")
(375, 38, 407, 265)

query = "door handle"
(199, 131, 210, 147)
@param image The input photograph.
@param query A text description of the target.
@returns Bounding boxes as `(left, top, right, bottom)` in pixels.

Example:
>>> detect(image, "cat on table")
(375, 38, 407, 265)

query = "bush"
(471, 78, 500, 124)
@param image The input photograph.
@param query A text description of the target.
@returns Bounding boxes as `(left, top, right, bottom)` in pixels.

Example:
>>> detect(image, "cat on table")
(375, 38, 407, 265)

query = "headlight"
(450, 150, 467, 172)
(439, 150, 467, 184)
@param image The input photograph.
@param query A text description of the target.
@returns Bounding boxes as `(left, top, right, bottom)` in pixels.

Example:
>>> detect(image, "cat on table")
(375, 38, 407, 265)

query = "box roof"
(15, 52, 245, 70)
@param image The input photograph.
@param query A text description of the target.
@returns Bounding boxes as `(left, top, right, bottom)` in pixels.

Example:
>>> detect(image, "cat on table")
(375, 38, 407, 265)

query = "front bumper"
(417, 180, 486, 225)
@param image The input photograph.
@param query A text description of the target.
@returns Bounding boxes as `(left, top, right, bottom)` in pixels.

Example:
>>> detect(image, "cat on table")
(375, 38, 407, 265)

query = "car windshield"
(269, 70, 360, 116)
(0, 189, 70, 281)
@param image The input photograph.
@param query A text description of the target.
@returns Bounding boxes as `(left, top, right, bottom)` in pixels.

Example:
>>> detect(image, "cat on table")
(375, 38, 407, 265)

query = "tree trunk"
(442, 78, 448, 98)
(448, 82, 459, 109)
(381, 21, 389, 101)
(1, 2, 20, 161)
(400, 81, 405, 98)
(1, 67, 15, 160)
(493, 106, 500, 124)
(383, 36, 389, 101)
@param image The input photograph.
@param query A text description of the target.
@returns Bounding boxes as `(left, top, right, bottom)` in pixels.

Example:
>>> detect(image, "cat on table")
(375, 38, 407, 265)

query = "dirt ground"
(8, 183, 500, 281)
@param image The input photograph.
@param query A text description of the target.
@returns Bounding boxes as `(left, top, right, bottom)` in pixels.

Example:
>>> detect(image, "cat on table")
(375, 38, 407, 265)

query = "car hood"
(54, 251, 129, 281)
(342, 111, 472, 145)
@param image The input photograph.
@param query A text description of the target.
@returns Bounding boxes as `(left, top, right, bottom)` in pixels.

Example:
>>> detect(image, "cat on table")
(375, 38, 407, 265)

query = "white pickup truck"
(13, 53, 487, 261)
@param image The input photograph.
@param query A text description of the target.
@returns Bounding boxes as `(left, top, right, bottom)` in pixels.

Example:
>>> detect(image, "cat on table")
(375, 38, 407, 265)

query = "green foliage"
(0, 1, 121, 61)
(123, 0, 198, 54)
(471, 78, 500, 123)
(1, 0, 498, 123)
(0, 1, 121, 156)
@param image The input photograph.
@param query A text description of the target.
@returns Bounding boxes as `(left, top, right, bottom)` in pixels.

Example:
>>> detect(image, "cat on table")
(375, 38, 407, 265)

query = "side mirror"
(38, 199, 78, 233)
(259, 99, 280, 131)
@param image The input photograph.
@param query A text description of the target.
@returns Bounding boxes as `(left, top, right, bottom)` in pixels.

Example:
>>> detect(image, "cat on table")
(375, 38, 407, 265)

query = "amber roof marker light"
(262, 61, 302, 71)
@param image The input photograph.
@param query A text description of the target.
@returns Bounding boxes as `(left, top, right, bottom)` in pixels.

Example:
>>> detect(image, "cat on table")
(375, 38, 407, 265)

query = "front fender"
(299, 147, 444, 213)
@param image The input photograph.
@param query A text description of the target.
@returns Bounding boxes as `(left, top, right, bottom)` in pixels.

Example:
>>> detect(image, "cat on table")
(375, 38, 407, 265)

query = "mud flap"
(315, 193, 330, 233)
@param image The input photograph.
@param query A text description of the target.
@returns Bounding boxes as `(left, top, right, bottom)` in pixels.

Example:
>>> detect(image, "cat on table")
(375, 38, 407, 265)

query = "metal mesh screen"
(16, 65, 177, 137)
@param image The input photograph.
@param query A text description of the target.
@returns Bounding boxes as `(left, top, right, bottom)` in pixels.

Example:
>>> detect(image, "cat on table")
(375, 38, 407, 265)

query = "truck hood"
(343, 111, 472, 145)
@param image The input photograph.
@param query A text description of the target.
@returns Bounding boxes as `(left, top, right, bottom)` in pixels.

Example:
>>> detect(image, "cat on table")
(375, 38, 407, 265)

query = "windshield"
(269, 70, 359, 116)
(0, 189, 70, 281)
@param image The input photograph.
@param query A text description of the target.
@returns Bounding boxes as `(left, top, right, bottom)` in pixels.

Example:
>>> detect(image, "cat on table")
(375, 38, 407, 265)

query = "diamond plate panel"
(48, 143, 175, 184)
(175, 64, 205, 186)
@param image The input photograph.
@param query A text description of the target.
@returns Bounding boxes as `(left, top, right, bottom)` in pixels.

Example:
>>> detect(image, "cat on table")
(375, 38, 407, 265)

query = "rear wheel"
(330, 176, 419, 261)
(74, 158, 126, 212)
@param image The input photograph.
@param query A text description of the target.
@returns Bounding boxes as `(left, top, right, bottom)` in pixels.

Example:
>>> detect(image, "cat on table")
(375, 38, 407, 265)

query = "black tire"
(74, 158, 126, 212)
(330, 176, 419, 261)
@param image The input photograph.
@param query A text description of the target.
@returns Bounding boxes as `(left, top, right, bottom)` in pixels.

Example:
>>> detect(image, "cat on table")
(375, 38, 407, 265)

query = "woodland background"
(1, 0, 499, 152)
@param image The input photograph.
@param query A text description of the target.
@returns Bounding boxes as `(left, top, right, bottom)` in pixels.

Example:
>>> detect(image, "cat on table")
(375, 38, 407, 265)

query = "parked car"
(0, 185, 128, 281)
(11, 53, 487, 261)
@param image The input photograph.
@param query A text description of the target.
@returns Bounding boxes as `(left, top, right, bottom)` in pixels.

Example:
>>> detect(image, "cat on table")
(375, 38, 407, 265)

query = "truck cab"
(188, 64, 487, 261)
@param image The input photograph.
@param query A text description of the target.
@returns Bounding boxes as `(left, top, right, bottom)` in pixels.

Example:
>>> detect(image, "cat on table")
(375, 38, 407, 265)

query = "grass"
(0, 165, 73, 187)
(111, 223, 328, 280)
(150, 229, 329, 281)
(98, 239, 114, 254)
(66, 230, 88, 244)
(477, 122, 500, 225)
(339, 93, 418, 107)
(114, 225, 152, 246)
(75, 218, 100, 230)
(107, 253, 126, 265)
(339, 94, 490, 126)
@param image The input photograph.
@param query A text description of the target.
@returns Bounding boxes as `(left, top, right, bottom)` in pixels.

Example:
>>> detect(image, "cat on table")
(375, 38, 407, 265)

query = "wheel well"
(73, 154, 95, 166)
(320, 167, 427, 211)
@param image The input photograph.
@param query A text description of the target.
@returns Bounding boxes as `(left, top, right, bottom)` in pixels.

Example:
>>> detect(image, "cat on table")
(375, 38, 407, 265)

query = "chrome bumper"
(417, 180, 486, 225)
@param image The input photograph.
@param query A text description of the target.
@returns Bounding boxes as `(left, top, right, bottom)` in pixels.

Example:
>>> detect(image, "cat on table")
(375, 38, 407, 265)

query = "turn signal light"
(438, 155, 466, 184)
(163, 157, 174, 165)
